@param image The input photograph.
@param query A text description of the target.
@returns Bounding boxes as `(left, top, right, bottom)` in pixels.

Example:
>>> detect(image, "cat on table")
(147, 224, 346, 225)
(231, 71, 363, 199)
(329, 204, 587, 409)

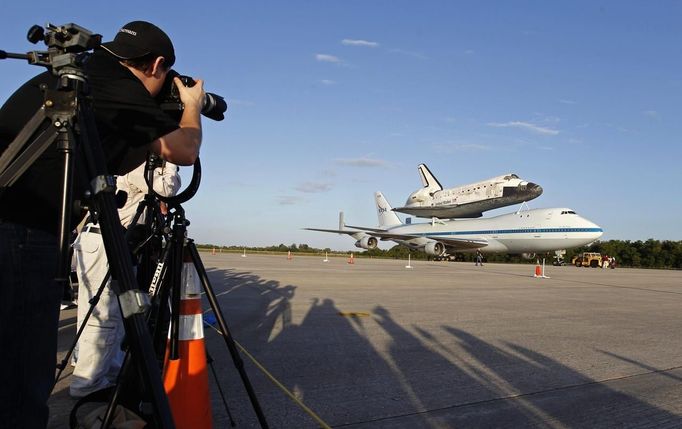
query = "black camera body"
(159, 70, 226, 121)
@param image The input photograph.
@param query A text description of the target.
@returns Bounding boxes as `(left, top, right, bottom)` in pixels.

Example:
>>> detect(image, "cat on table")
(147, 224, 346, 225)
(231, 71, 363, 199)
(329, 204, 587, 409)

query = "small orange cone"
(534, 260, 542, 277)
(287, 250, 292, 260)
(348, 253, 355, 264)
(163, 259, 213, 428)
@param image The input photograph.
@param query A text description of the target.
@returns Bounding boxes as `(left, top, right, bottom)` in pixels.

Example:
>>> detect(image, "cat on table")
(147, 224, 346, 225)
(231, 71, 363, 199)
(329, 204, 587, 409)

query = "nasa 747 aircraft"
(305, 192, 603, 257)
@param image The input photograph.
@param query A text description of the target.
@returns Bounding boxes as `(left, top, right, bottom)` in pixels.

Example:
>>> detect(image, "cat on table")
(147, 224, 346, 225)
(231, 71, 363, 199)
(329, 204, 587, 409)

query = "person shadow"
(441, 327, 682, 427)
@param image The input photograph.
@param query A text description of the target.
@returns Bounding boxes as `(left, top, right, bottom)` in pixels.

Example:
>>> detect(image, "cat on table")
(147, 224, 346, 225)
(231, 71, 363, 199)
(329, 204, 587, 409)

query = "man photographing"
(0, 21, 204, 428)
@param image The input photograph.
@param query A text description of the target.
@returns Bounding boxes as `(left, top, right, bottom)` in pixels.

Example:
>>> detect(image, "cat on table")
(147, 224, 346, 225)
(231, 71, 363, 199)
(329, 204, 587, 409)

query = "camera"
(159, 69, 227, 121)
(0, 23, 102, 74)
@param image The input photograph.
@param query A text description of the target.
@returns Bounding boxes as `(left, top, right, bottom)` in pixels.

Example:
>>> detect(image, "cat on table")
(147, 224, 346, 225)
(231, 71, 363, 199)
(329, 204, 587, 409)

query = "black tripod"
(143, 160, 270, 428)
(0, 23, 174, 428)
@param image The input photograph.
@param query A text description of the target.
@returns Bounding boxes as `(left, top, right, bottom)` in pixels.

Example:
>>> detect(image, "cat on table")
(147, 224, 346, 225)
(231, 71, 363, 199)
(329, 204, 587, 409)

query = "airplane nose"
(592, 223, 604, 239)
(582, 218, 604, 240)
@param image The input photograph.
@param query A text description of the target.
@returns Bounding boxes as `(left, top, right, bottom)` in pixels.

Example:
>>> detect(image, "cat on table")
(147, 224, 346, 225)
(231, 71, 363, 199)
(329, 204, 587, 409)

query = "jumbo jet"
(392, 164, 543, 219)
(305, 192, 603, 257)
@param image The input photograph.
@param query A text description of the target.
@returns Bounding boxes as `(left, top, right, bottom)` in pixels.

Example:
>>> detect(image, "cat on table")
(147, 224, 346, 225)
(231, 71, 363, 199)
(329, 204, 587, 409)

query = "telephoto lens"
(160, 70, 227, 121)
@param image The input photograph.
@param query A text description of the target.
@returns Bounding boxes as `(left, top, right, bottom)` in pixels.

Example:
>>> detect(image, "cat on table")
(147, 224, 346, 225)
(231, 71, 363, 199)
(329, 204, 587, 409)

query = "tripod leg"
(53, 270, 112, 388)
(207, 350, 236, 427)
(168, 219, 184, 360)
(78, 102, 175, 429)
(186, 241, 270, 429)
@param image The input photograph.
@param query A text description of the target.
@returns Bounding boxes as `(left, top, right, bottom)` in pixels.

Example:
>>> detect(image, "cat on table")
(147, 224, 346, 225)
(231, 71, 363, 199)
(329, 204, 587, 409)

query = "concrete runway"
(51, 253, 682, 428)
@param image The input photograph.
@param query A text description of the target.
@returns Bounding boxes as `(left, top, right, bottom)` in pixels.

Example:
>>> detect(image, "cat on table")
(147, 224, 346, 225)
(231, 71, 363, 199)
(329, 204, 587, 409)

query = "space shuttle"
(392, 164, 543, 219)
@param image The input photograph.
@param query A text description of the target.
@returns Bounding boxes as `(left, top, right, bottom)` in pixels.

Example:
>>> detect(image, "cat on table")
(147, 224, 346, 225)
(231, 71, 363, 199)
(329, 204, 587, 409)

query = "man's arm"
(151, 77, 205, 165)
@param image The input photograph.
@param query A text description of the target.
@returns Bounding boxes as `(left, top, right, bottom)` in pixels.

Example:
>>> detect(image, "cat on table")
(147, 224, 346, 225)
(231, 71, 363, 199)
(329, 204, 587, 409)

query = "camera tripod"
(0, 23, 174, 428)
(146, 192, 270, 429)
(116, 157, 272, 428)
(54, 155, 269, 428)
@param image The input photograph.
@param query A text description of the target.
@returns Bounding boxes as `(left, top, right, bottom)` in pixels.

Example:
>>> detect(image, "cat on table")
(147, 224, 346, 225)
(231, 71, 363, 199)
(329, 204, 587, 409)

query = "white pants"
(70, 226, 125, 398)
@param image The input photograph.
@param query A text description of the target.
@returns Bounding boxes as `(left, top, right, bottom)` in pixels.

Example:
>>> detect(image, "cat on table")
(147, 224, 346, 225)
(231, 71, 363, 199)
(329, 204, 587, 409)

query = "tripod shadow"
(191, 267, 682, 429)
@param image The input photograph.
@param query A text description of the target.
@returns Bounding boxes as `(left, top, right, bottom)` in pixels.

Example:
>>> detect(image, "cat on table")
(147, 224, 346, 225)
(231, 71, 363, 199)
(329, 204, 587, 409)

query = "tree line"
(197, 239, 682, 269)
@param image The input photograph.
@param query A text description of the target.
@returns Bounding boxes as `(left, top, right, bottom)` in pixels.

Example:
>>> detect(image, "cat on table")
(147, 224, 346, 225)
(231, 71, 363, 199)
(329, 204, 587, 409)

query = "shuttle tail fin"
(418, 163, 443, 191)
(375, 192, 403, 227)
(339, 211, 345, 231)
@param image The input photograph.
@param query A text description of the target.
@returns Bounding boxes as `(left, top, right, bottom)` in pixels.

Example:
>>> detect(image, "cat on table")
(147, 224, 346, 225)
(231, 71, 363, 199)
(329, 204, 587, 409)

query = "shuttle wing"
(393, 205, 483, 218)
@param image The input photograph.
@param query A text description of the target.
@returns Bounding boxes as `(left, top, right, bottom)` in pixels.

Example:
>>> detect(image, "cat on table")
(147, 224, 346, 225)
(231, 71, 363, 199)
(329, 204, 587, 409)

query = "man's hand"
(173, 77, 205, 112)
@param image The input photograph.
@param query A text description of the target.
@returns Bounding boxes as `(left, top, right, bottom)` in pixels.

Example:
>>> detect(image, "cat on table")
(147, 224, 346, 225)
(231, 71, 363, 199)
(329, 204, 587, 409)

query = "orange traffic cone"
(534, 260, 542, 277)
(287, 250, 292, 260)
(163, 259, 213, 429)
(348, 253, 355, 264)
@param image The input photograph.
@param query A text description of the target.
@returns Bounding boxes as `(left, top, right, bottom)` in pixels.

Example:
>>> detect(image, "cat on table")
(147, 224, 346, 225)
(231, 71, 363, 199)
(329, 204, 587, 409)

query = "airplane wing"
(343, 224, 386, 233)
(434, 237, 488, 249)
(303, 227, 367, 237)
(330, 225, 488, 250)
(371, 231, 487, 249)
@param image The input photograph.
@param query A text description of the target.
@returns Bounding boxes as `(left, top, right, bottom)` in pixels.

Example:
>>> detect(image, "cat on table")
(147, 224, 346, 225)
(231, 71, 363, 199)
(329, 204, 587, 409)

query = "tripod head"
(0, 23, 101, 77)
(145, 154, 202, 207)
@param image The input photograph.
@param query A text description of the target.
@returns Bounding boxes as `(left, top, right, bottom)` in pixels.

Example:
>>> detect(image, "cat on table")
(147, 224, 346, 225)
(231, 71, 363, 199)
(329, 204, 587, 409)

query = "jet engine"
(355, 236, 378, 250)
(424, 241, 446, 256)
(521, 253, 537, 260)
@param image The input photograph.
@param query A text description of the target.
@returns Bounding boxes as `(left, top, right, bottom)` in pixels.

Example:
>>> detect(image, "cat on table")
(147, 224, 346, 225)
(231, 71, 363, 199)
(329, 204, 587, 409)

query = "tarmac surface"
(51, 253, 682, 428)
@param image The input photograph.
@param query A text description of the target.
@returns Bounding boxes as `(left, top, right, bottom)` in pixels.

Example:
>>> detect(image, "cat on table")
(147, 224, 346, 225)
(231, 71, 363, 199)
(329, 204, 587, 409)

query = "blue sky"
(2, 2, 681, 250)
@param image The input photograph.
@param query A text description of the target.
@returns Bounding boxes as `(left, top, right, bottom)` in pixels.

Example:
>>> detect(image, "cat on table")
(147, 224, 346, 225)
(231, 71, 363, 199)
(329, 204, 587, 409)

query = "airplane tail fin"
(418, 163, 443, 191)
(375, 192, 403, 227)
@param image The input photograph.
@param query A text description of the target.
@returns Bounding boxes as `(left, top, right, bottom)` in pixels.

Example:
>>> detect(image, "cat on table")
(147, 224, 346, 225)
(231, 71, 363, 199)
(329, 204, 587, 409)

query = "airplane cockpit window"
(504, 174, 520, 180)
(560, 210, 577, 215)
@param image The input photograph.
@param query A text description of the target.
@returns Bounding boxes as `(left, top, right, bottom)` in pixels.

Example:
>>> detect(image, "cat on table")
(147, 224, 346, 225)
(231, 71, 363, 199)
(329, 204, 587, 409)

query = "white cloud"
(295, 182, 333, 193)
(277, 195, 305, 206)
(315, 54, 342, 63)
(335, 157, 389, 168)
(558, 99, 577, 105)
(643, 110, 659, 118)
(342, 39, 379, 48)
(320, 79, 336, 85)
(487, 121, 559, 136)
(464, 49, 475, 55)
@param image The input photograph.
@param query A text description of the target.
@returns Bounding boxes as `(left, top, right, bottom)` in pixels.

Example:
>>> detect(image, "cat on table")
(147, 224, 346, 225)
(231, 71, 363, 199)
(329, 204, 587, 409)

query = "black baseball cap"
(101, 21, 175, 67)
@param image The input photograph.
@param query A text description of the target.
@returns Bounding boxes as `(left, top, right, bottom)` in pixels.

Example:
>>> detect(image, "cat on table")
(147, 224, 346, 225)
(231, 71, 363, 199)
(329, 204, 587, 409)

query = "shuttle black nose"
(527, 183, 543, 198)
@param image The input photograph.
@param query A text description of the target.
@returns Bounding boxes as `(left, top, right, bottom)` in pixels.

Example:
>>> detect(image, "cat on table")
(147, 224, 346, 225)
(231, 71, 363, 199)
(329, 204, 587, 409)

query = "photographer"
(71, 160, 180, 399)
(0, 21, 204, 428)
